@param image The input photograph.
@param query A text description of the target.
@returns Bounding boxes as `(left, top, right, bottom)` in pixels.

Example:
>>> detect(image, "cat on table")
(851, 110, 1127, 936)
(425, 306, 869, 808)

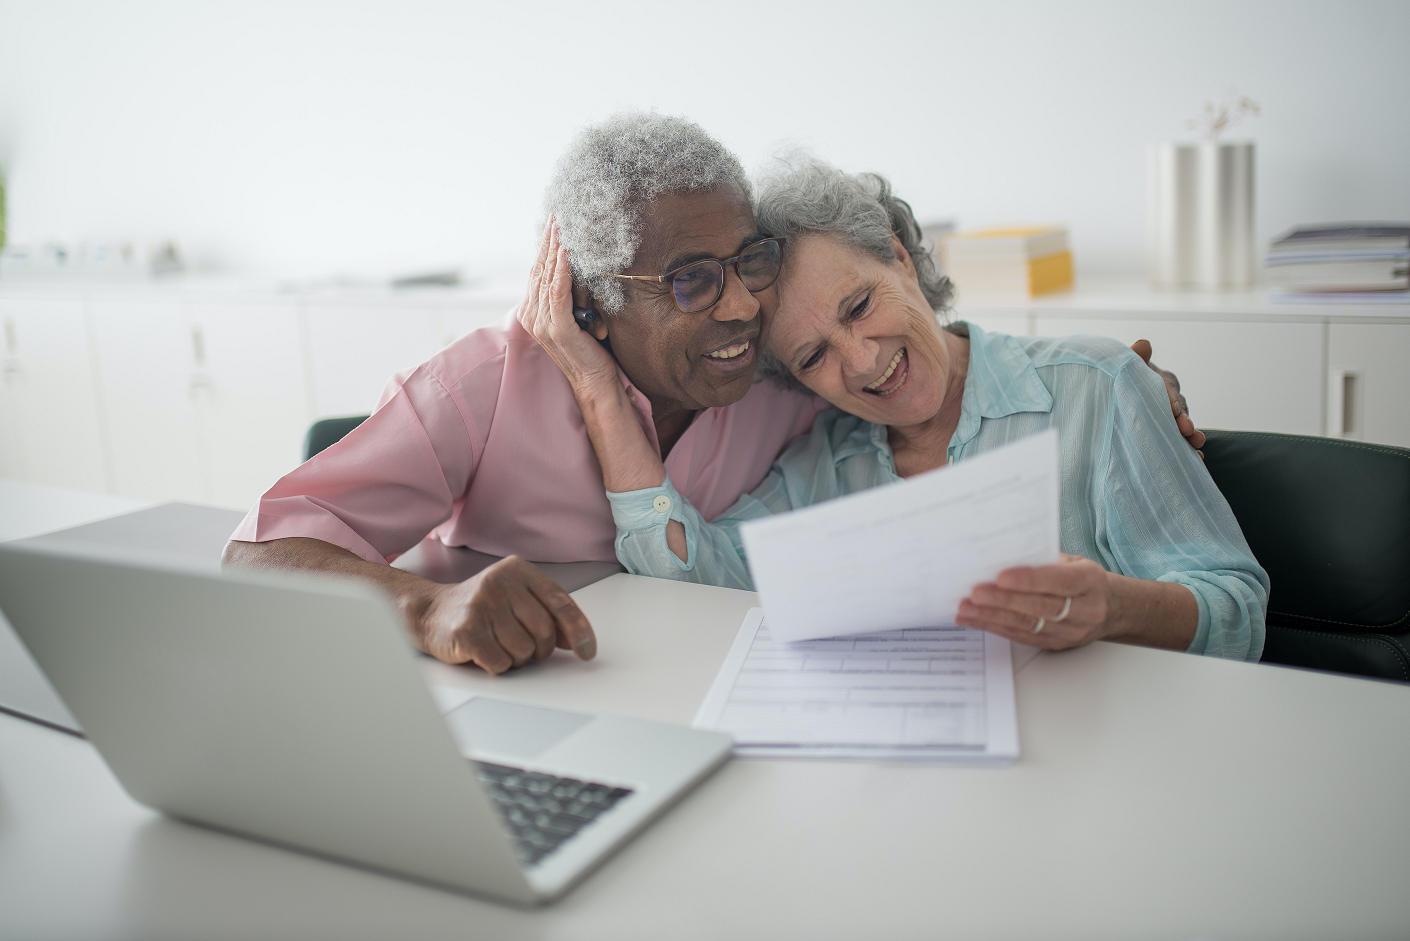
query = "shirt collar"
(951, 322, 1053, 447)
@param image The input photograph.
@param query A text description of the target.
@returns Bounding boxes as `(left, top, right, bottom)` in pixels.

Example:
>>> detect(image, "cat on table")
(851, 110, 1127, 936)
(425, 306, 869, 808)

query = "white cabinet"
(87, 292, 311, 509)
(303, 296, 509, 418)
(1033, 317, 1325, 435)
(188, 296, 310, 509)
(88, 294, 207, 503)
(1327, 323, 1410, 447)
(0, 293, 109, 491)
(2, 279, 1405, 510)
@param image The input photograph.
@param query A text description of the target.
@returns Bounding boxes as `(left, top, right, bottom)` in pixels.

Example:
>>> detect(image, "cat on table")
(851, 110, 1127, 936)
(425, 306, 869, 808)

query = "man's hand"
(414, 555, 597, 675)
(223, 537, 596, 676)
(1129, 339, 1205, 457)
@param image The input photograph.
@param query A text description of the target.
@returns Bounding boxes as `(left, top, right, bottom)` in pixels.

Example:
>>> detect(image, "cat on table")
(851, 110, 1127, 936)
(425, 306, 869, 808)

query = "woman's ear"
(889, 232, 916, 277)
(572, 283, 611, 341)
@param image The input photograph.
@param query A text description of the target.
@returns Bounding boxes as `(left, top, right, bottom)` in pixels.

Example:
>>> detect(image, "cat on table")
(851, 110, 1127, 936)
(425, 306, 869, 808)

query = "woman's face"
(768, 233, 953, 429)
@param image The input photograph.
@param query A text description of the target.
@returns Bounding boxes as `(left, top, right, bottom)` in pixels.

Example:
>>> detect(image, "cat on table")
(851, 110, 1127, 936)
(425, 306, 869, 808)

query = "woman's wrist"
(1102, 571, 1197, 651)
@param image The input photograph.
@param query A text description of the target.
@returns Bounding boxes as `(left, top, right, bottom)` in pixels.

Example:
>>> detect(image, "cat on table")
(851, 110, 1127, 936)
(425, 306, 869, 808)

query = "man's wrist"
(393, 576, 443, 651)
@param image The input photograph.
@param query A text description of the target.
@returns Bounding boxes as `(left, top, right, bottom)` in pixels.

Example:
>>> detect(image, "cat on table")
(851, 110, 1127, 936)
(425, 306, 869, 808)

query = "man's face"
(592, 183, 773, 412)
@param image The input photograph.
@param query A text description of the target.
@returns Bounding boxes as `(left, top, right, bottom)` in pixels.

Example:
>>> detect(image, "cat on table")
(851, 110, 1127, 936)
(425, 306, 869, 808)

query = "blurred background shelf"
(3, 277, 1407, 512)
(958, 278, 1410, 447)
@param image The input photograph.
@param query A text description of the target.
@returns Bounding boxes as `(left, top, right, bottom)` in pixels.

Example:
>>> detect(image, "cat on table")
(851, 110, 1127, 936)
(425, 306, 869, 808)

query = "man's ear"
(889, 232, 916, 277)
(572, 283, 611, 341)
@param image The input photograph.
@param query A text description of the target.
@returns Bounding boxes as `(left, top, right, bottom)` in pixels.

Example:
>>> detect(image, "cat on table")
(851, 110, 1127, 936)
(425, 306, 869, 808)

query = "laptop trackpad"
(443, 697, 593, 760)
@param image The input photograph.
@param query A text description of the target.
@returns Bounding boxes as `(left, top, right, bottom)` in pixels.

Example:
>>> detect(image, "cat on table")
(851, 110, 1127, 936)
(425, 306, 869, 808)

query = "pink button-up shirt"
(232, 311, 827, 564)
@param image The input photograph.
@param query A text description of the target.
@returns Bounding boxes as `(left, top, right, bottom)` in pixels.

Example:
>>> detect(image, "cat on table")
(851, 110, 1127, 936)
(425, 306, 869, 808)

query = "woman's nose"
(839, 334, 879, 379)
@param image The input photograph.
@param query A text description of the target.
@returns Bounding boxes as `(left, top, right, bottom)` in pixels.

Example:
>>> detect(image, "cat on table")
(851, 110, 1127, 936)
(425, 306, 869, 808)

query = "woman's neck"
(887, 331, 970, 478)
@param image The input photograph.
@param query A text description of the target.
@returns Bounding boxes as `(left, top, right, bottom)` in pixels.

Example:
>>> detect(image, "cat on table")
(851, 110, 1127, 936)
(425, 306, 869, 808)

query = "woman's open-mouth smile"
(863, 348, 908, 396)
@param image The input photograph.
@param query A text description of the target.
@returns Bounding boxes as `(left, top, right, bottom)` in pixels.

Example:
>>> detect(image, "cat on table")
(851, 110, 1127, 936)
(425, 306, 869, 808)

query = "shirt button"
(653, 495, 672, 514)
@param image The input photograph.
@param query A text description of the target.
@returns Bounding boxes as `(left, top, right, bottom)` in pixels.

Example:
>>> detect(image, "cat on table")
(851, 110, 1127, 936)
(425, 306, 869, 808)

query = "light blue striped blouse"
(607, 324, 1269, 661)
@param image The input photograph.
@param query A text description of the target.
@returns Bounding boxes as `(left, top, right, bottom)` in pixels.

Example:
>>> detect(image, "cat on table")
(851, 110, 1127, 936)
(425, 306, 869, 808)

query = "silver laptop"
(0, 541, 732, 905)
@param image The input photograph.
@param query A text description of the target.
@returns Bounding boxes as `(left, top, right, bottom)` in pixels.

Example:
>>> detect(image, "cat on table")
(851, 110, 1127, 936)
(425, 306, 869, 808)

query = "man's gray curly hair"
(753, 157, 956, 392)
(544, 112, 752, 313)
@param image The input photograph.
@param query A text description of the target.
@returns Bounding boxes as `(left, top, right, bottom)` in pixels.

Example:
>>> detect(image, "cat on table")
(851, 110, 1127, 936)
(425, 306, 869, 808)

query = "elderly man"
(225, 112, 1198, 675)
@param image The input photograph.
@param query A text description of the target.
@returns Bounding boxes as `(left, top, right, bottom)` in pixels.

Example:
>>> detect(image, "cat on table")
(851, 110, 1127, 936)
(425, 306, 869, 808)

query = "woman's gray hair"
(544, 112, 751, 313)
(753, 157, 955, 391)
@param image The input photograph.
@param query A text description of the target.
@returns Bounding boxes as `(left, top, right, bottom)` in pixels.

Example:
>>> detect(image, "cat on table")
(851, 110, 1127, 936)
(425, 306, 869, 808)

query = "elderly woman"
(523, 159, 1268, 661)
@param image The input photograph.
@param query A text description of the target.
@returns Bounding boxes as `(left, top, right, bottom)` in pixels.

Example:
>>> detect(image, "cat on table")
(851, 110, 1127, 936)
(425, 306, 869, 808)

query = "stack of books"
(1266, 224, 1410, 303)
(941, 227, 1073, 300)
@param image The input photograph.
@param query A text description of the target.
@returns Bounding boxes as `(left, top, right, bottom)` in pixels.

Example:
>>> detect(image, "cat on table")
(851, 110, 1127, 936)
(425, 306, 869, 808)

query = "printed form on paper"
(695, 431, 1062, 760)
(738, 429, 1061, 643)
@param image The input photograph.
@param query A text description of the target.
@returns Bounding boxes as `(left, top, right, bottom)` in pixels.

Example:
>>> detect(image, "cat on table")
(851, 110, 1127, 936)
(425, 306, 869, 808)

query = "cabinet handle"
(191, 326, 207, 368)
(189, 372, 214, 399)
(1329, 369, 1361, 438)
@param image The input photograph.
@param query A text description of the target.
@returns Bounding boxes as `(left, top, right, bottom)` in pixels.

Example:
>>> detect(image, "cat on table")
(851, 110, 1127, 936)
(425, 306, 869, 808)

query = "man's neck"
(650, 396, 698, 460)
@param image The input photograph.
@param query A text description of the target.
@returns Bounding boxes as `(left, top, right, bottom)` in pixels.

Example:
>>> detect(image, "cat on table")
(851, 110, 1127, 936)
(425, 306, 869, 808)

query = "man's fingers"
(507, 586, 558, 661)
(505, 558, 598, 661)
(1130, 339, 1153, 364)
(490, 616, 538, 667)
(450, 624, 515, 675)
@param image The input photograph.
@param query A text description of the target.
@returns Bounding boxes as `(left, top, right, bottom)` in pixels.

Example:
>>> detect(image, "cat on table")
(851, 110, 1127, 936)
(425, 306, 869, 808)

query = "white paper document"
(694, 608, 1018, 760)
(739, 429, 1061, 643)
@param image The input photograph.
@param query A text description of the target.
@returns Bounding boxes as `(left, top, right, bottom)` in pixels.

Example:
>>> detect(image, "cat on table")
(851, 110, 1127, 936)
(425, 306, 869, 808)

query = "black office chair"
(303, 415, 370, 462)
(1202, 430, 1410, 683)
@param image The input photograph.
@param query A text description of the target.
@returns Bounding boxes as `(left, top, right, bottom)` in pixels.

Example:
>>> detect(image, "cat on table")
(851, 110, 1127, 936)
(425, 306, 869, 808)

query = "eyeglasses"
(608, 238, 785, 314)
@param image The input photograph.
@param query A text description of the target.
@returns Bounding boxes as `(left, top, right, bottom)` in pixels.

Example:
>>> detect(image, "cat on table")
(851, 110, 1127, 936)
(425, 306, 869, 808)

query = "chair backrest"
(1201, 430, 1410, 634)
(303, 415, 370, 462)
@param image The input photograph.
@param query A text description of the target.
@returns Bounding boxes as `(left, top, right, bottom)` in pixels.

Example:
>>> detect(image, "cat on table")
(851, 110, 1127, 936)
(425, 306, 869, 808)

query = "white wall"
(1, 0, 1407, 282)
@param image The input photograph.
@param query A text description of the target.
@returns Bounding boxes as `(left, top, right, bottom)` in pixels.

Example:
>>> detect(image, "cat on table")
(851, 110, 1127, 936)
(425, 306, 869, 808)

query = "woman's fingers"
(994, 556, 1102, 596)
(967, 584, 1081, 622)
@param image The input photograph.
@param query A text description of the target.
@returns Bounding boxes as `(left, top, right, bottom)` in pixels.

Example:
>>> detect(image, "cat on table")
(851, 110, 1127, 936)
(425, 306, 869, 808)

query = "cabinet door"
(304, 301, 448, 418)
(0, 293, 109, 491)
(189, 297, 311, 510)
(1034, 317, 1324, 435)
(1327, 322, 1410, 448)
(89, 295, 207, 502)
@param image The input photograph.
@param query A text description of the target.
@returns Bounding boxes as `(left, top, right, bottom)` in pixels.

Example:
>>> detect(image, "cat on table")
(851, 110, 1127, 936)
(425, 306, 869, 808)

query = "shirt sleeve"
(1097, 358, 1270, 661)
(606, 412, 854, 589)
(229, 366, 478, 564)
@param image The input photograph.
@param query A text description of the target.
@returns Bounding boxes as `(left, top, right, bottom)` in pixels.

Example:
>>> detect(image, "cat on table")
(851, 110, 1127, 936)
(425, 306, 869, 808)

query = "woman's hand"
(955, 553, 1198, 652)
(956, 554, 1114, 650)
(1129, 339, 1206, 457)
(517, 217, 619, 396)
(517, 216, 671, 496)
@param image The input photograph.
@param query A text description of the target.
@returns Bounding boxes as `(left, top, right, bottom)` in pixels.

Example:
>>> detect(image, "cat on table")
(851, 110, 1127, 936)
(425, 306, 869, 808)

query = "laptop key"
(473, 761, 634, 867)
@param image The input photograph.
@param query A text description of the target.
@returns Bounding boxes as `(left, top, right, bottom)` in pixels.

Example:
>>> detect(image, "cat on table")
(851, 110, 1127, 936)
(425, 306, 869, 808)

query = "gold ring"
(1054, 597, 1072, 622)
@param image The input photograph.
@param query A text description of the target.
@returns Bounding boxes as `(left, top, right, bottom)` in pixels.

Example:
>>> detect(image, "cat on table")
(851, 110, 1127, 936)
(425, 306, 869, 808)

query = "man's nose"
(709, 265, 759, 323)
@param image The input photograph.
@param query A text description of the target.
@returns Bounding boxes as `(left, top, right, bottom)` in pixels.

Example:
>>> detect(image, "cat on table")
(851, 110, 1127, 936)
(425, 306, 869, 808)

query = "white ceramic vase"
(1148, 141, 1255, 289)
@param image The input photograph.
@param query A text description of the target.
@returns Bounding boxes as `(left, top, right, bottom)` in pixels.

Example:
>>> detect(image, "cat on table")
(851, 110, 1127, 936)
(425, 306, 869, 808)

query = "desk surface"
(2, 483, 1409, 939)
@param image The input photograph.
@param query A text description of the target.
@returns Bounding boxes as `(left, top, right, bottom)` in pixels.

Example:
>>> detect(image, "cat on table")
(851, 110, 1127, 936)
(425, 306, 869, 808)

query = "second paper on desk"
(738, 429, 1061, 643)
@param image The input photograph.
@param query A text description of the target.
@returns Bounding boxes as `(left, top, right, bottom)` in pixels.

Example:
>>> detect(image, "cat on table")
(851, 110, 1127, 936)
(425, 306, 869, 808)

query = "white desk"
(3, 484, 1410, 939)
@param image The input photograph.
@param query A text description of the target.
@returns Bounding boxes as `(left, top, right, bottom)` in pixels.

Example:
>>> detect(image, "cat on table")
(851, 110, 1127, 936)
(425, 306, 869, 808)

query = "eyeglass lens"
(670, 239, 783, 313)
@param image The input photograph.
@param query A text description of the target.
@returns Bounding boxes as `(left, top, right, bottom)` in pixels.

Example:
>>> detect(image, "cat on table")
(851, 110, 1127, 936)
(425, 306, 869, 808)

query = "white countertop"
(2, 482, 1409, 939)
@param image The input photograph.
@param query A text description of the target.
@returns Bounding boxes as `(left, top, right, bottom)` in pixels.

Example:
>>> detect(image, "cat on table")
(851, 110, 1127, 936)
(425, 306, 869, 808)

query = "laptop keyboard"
(473, 761, 634, 867)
